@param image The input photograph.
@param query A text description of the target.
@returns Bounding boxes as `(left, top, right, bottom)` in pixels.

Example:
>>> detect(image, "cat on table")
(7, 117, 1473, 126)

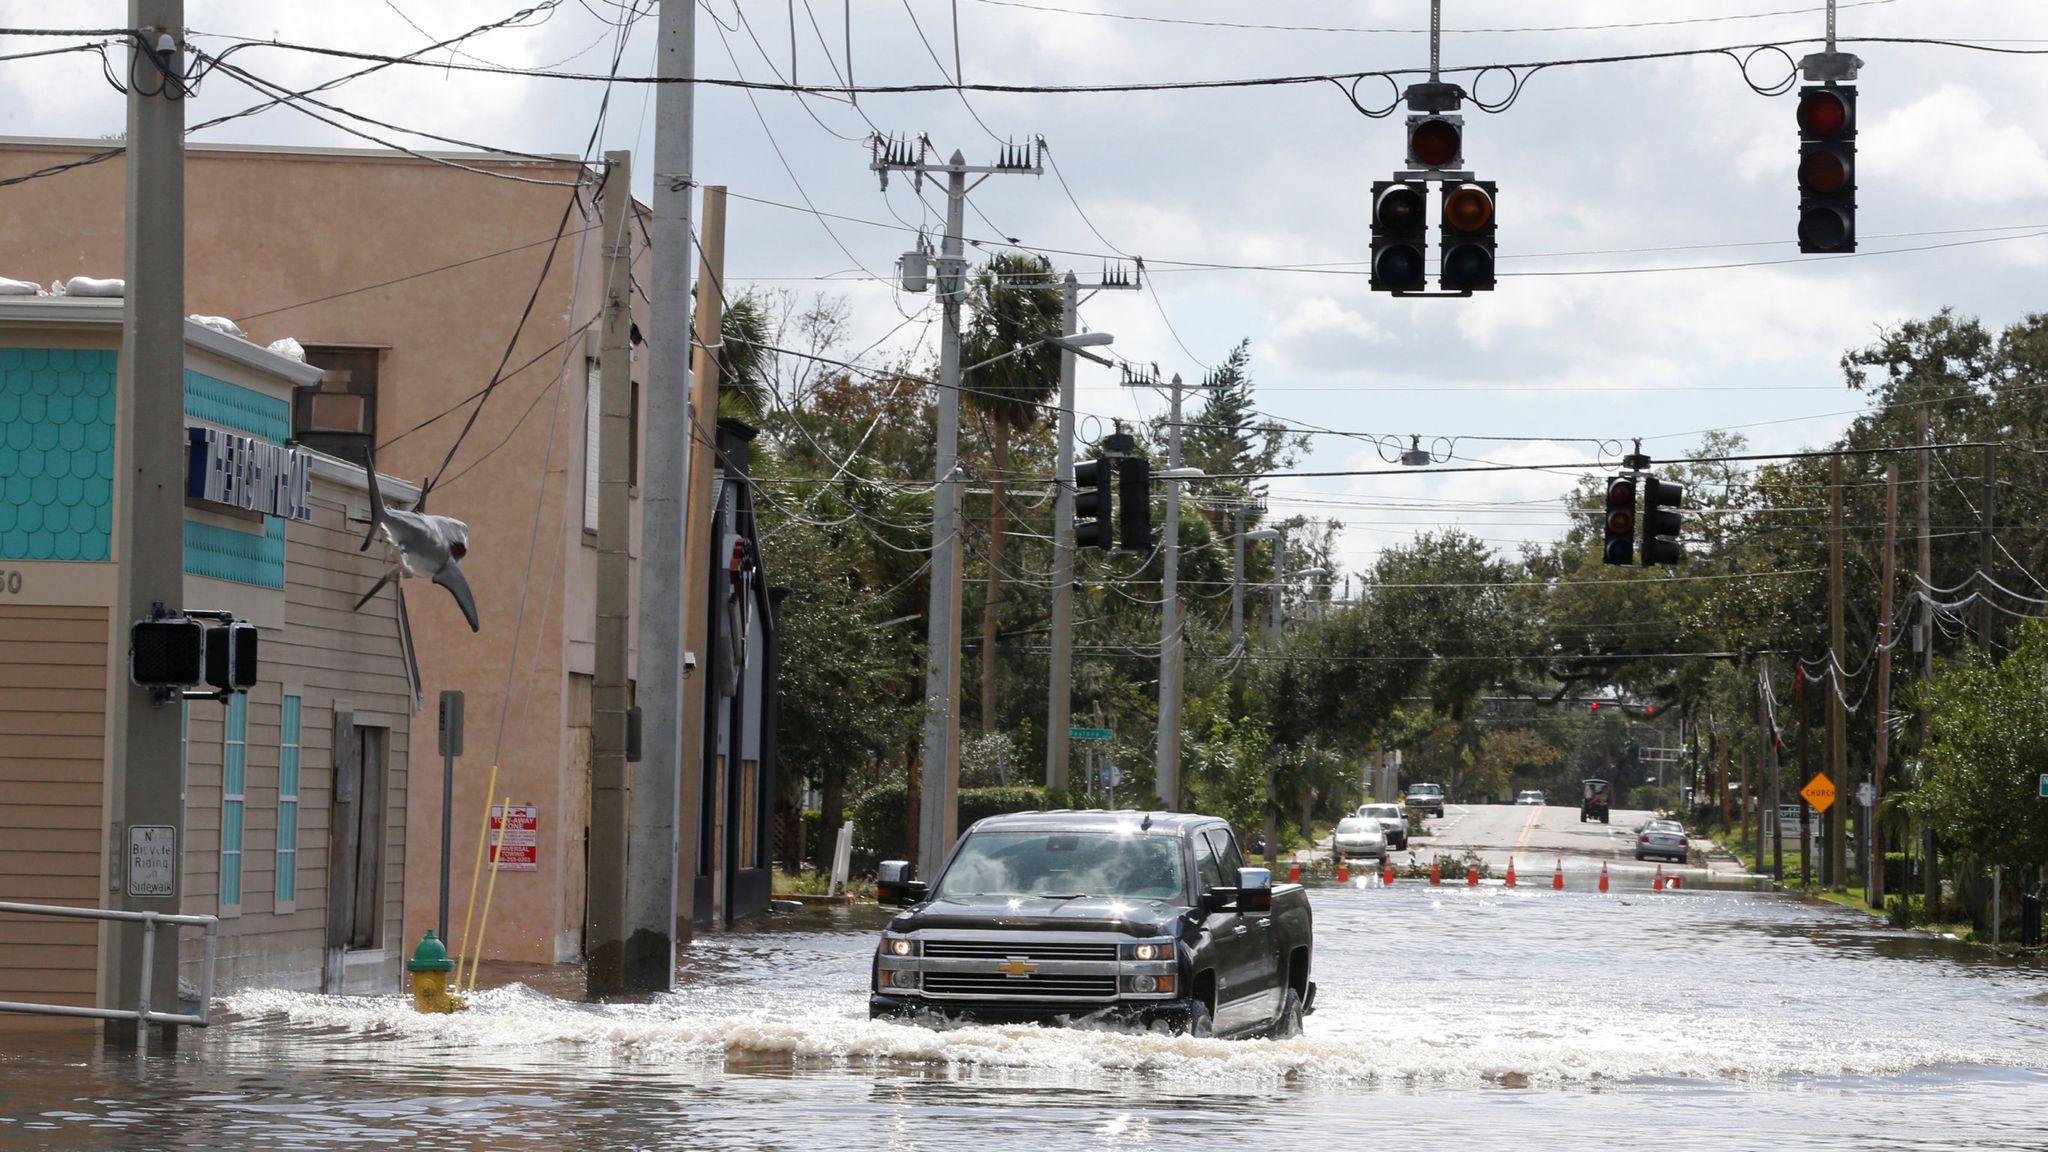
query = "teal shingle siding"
(0, 346, 117, 562)
(181, 368, 289, 587)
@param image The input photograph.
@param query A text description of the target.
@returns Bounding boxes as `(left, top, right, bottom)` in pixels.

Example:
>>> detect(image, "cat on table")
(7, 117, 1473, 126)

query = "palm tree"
(714, 290, 773, 420)
(962, 254, 1063, 733)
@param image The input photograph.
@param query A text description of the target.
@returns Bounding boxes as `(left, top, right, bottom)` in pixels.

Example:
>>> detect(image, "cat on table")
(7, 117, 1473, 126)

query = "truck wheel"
(1185, 999, 1214, 1039)
(1270, 988, 1304, 1040)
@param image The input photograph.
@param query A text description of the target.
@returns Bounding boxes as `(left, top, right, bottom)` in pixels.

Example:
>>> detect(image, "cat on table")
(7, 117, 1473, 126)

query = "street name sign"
(2040, 772, 2047, 798)
(1801, 773, 1836, 814)
(1856, 781, 1874, 808)
(1069, 727, 1113, 741)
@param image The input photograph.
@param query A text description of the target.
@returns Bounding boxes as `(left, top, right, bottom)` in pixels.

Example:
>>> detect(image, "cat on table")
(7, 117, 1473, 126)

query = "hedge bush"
(850, 783, 1050, 873)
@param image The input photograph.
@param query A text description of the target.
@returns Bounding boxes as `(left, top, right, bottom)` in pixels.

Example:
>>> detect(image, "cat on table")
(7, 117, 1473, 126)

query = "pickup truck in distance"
(870, 810, 1316, 1039)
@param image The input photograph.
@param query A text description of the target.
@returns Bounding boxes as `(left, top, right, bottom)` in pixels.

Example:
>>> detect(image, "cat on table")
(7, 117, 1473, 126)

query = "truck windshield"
(934, 831, 1186, 902)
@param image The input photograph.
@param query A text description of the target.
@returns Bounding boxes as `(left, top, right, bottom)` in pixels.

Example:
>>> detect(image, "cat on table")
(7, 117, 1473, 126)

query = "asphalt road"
(1353, 803, 1756, 888)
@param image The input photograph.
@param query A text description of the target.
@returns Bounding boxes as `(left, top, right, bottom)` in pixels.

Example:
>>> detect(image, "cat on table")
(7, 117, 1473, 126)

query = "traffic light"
(1796, 84, 1856, 253)
(1440, 181, 1496, 292)
(1640, 476, 1686, 566)
(1074, 456, 1113, 550)
(1602, 476, 1636, 566)
(206, 621, 259, 693)
(1115, 455, 1151, 552)
(1369, 180, 1427, 293)
(1406, 114, 1463, 172)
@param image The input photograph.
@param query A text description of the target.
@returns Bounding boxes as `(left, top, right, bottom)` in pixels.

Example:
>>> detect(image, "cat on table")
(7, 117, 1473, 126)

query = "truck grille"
(922, 973, 1119, 999)
(922, 940, 1119, 962)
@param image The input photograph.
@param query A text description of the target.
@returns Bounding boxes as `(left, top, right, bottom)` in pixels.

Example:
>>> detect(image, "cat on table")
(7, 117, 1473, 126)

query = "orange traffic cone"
(1552, 859, 1565, 890)
(1289, 862, 1301, 883)
(1382, 859, 1396, 886)
(1599, 861, 1610, 893)
(1430, 859, 1441, 886)
(1337, 863, 1349, 883)
(1653, 865, 1665, 891)
(1668, 874, 1682, 890)
(1504, 858, 1517, 887)
(1466, 861, 1479, 886)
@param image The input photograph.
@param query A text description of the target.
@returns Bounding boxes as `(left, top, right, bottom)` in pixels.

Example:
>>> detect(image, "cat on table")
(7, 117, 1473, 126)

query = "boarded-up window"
(739, 760, 758, 869)
(221, 692, 247, 910)
(277, 694, 301, 909)
(297, 347, 380, 462)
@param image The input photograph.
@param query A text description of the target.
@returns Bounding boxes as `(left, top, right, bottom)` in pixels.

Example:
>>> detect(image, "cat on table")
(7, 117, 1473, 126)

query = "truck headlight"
(884, 969, 920, 989)
(1135, 943, 1160, 961)
(1121, 939, 1171, 960)
(1122, 974, 1173, 994)
(884, 935, 918, 957)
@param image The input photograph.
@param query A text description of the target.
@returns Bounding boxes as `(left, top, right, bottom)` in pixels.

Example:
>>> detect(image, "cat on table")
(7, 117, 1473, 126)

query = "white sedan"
(1333, 816, 1388, 862)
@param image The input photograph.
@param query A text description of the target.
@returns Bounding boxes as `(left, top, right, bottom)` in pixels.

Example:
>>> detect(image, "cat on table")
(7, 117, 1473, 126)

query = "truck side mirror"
(1199, 886, 1236, 915)
(875, 860, 928, 907)
(1237, 867, 1274, 912)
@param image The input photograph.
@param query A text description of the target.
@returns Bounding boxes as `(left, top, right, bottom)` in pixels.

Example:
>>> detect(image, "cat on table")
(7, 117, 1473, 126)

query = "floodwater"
(2, 883, 2044, 1151)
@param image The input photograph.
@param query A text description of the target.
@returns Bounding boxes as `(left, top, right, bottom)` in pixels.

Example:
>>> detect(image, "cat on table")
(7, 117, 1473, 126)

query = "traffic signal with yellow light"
(1075, 457, 1114, 550)
(1640, 476, 1686, 565)
(1370, 180, 1427, 293)
(1440, 181, 1496, 292)
(1797, 84, 1856, 253)
(1602, 476, 1636, 566)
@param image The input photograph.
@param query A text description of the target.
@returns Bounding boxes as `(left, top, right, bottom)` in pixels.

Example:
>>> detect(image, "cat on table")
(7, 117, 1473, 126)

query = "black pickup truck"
(870, 810, 1315, 1039)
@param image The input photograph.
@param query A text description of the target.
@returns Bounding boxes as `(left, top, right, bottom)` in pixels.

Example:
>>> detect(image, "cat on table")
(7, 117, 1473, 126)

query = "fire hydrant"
(408, 930, 463, 1014)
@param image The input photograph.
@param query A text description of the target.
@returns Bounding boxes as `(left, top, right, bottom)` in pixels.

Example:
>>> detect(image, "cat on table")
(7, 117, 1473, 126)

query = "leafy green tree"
(1911, 620, 2048, 886)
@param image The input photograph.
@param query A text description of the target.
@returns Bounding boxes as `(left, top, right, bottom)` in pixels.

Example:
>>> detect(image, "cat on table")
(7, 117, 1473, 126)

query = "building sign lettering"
(186, 426, 313, 521)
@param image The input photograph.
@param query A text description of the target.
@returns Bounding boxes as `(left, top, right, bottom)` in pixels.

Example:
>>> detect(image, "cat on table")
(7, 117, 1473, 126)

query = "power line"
(965, 0, 1901, 36)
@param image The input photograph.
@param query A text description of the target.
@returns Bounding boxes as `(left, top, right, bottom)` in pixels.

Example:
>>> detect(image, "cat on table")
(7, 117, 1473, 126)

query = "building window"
(276, 693, 301, 910)
(630, 378, 640, 490)
(584, 359, 600, 533)
(296, 347, 380, 462)
(221, 692, 247, 911)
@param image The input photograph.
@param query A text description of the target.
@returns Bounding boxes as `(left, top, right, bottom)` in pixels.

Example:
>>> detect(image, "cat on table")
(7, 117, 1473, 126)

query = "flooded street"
(3, 884, 2044, 1151)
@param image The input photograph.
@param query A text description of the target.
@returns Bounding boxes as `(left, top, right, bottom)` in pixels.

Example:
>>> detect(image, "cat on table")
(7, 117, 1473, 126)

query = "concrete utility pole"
(1232, 505, 1247, 655)
(108, 0, 187, 1047)
(588, 153, 634, 997)
(1268, 529, 1288, 644)
(870, 138, 1043, 876)
(1828, 453, 1848, 890)
(624, 0, 696, 991)
(1157, 375, 1189, 810)
(1917, 412, 1938, 908)
(1872, 460, 1896, 908)
(1045, 268, 1138, 794)
(1765, 656, 1782, 882)
(1799, 667, 1812, 888)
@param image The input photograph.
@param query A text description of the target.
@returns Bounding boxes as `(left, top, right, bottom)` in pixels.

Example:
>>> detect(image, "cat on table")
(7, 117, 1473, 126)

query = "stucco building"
(0, 137, 780, 983)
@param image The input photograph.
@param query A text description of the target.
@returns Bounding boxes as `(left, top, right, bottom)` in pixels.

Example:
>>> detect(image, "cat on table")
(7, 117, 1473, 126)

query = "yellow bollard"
(408, 929, 465, 1013)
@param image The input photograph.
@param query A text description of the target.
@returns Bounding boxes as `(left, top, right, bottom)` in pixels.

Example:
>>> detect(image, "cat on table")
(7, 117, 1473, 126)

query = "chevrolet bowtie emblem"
(998, 958, 1037, 977)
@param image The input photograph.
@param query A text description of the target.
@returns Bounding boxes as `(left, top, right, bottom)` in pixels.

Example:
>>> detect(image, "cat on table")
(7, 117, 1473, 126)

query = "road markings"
(1512, 805, 1542, 855)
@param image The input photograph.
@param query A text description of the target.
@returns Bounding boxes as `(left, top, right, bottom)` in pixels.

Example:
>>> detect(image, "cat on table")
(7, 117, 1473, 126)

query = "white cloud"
(1862, 84, 2048, 203)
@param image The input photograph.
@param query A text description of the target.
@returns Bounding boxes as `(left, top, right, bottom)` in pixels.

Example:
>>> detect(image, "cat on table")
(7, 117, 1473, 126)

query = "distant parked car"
(1333, 816, 1388, 862)
(1515, 790, 1546, 806)
(1404, 783, 1446, 818)
(1356, 803, 1408, 850)
(1635, 820, 1690, 863)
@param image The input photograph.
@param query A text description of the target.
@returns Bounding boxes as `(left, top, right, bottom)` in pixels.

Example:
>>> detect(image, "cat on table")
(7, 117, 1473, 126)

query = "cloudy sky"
(7, 0, 2047, 579)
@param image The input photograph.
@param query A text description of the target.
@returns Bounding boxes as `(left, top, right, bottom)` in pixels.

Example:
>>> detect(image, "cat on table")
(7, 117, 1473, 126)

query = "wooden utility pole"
(1740, 745, 1754, 871)
(1797, 664, 1812, 888)
(1917, 411, 1939, 909)
(1872, 460, 1897, 908)
(1977, 444, 1997, 647)
(1828, 453, 1848, 890)
(1717, 722, 1730, 836)
(1765, 655, 1782, 881)
(587, 152, 635, 997)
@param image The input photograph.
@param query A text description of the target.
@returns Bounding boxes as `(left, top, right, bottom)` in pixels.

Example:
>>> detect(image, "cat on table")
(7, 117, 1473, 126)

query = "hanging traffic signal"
(1369, 180, 1427, 293)
(1440, 181, 1496, 292)
(1406, 114, 1463, 172)
(1115, 456, 1151, 552)
(1640, 476, 1686, 565)
(1074, 457, 1113, 550)
(1796, 84, 1856, 253)
(1602, 476, 1636, 566)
